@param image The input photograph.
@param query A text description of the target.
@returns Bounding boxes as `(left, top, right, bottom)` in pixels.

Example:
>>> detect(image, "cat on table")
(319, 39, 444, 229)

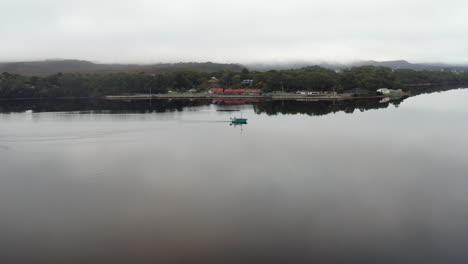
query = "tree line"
(1, 66, 468, 98)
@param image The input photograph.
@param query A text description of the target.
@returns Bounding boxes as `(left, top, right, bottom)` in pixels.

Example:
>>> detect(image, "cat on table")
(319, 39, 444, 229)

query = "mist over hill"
(247, 60, 468, 72)
(352, 60, 468, 71)
(1, 59, 467, 75)
(0, 60, 244, 75)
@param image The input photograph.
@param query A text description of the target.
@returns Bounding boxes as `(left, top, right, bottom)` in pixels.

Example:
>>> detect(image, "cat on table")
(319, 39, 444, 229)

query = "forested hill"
(0, 60, 244, 75)
(352, 60, 468, 71)
(3, 59, 467, 75)
(247, 60, 468, 72)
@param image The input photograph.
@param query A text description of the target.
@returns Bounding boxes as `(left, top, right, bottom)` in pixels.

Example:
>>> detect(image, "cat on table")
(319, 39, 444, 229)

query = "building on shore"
(211, 88, 224, 94)
(241, 79, 254, 87)
(377, 88, 403, 94)
(207, 77, 220, 89)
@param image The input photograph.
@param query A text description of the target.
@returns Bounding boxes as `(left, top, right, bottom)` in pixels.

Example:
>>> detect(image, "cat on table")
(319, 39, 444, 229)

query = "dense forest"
(1, 65, 468, 98)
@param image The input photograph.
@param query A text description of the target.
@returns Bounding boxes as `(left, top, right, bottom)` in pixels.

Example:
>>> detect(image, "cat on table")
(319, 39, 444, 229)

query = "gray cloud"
(1, 0, 467, 63)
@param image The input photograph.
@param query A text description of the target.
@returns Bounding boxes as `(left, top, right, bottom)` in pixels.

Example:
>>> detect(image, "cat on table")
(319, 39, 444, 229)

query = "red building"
(212, 88, 224, 94)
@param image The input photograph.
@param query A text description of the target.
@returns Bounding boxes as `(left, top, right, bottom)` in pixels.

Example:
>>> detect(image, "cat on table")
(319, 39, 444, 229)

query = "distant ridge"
(351, 60, 467, 71)
(247, 60, 468, 72)
(0, 60, 244, 75)
(1, 59, 467, 75)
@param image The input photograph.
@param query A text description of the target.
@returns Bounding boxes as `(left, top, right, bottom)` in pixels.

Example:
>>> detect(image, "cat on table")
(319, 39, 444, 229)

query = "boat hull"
(231, 118, 247, 124)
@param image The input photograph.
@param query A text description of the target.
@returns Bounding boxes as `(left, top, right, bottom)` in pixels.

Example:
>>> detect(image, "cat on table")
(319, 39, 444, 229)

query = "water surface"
(1, 89, 468, 263)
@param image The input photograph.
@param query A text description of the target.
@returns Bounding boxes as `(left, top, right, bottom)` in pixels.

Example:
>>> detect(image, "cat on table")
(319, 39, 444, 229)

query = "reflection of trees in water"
(1, 85, 462, 114)
(0, 99, 213, 113)
(4, 87, 464, 116)
(408, 85, 462, 96)
(254, 97, 408, 116)
(1, 97, 408, 116)
(252, 85, 465, 116)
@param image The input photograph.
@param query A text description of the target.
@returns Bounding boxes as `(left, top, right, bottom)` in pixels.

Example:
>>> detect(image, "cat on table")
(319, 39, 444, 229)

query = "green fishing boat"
(230, 117, 247, 125)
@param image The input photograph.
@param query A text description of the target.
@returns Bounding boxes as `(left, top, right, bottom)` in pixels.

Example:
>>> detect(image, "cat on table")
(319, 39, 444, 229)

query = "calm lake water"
(1, 89, 468, 263)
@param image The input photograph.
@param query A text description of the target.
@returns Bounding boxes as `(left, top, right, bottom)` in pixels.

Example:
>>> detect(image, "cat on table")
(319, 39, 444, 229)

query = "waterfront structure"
(207, 77, 221, 89)
(211, 88, 224, 94)
(377, 88, 403, 94)
(377, 88, 391, 94)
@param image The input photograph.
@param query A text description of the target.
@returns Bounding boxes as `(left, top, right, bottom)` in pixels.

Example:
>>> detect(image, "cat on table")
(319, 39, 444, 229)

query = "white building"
(377, 88, 402, 94)
(377, 88, 391, 94)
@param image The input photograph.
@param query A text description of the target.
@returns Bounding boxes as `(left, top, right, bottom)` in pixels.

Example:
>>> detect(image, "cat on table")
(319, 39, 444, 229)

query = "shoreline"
(103, 93, 410, 101)
(0, 92, 411, 101)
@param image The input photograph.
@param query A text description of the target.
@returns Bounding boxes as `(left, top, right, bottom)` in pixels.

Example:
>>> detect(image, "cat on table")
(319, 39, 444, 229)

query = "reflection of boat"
(231, 117, 247, 125)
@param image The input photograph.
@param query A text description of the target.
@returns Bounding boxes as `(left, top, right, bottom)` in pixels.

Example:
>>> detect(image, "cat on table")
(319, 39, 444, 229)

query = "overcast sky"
(1, 0, 467, 64)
